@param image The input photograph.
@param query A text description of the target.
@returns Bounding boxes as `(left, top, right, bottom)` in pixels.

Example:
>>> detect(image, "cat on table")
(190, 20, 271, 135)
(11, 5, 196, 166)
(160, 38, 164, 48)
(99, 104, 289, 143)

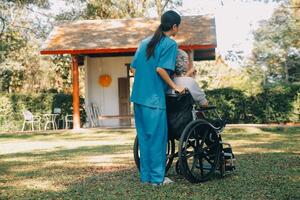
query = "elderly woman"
(173, 49, 208, 106)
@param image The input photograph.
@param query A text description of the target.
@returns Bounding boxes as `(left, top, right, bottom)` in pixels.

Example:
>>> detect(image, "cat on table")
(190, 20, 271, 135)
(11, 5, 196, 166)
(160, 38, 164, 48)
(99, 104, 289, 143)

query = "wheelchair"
(133, 91, 236, 183)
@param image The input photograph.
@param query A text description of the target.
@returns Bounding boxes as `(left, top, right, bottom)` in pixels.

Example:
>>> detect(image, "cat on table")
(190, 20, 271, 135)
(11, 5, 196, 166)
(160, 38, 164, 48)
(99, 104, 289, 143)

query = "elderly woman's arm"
(189, 79, 208, 106)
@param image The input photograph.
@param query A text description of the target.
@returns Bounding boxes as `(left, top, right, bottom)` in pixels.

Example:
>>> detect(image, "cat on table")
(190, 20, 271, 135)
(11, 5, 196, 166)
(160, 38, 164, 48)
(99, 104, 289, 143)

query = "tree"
(81, 0, 181, 20)
(0, 1, 55, 92)
(251, 3, 300, 84)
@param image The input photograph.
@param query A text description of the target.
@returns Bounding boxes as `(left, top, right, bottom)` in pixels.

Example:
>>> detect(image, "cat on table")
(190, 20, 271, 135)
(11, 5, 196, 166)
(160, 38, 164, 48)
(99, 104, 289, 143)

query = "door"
(118, 77, 131, 126)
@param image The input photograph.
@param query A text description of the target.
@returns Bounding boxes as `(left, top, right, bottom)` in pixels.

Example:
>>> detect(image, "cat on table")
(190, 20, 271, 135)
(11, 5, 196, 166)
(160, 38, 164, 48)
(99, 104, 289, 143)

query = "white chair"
(53, 108, 64, 129)
(85, 103, 101, 127)
(22, 110, 41, 131)
(65, 114, 73, 129)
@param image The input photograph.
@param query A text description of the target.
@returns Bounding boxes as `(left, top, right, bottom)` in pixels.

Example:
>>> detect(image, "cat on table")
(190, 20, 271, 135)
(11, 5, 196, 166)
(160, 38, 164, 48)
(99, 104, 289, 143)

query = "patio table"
(43, 114, 59, 130)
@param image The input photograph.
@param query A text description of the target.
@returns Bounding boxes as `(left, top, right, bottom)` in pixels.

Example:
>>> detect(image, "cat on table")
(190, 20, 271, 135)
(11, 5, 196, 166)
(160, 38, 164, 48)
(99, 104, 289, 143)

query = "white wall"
(85, 56, 132, 126)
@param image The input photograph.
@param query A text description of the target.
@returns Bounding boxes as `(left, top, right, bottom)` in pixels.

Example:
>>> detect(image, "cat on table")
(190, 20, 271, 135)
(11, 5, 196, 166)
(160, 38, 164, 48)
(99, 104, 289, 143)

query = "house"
(40, 15, 217, 129)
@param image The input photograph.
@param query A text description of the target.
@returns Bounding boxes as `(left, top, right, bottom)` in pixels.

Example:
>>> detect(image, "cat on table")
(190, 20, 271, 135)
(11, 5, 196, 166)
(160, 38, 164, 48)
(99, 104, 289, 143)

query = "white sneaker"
(151, 177, 174, 186)
(163, 177, 174, 185)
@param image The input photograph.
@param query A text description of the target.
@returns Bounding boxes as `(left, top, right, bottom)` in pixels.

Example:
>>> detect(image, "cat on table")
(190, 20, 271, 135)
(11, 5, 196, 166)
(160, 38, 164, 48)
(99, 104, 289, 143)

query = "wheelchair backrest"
(166, 91, 195, 139)
(166, 91, 194, 112)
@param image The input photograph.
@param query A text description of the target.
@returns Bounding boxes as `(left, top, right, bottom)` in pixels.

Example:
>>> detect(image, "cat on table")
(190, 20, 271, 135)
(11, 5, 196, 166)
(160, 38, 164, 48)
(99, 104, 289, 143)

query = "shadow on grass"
(1, 152, 299, 200)
(259, 127, 300, 135)
(0, 129, 135, 140)
(0, 144, 132, 161)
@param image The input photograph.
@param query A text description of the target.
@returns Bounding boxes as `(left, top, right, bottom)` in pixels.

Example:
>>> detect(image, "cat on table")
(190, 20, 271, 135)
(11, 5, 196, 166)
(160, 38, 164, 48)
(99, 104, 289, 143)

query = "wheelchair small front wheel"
(133, 136, 175, 173)
(178, 120, 221, 183)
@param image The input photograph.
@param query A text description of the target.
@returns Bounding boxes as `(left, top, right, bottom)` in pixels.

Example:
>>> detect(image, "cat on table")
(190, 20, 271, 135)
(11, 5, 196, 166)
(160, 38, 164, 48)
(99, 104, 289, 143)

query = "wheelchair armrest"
(197, 105, 217, 112)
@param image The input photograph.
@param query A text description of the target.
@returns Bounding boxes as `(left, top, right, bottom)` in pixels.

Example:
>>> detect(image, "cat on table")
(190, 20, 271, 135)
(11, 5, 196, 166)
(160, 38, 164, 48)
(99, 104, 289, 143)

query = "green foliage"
(207, 88, 248, 123)
(0, 66, 25, 92)
(248, 84, 300, 123)
(52, 93, 86, 125)
(3, 0, 50, 8)
(194, 58, 263, 95)
(251, 4, 300, 83)
(0, 92, 86, 131)
(206, 84, 300, 123)
(290, 91, 300, 122)
(0, 2, 56, 93)
(0, 39, 52, 93)
(0, 26, 27, 63)
(84, 0, 148, 19)
(52, 55, 72, 92)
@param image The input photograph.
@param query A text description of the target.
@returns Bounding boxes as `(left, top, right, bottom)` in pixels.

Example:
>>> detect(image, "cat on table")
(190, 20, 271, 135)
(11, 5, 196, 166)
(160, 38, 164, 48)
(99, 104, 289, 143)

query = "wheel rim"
(179, 122, 220, 183)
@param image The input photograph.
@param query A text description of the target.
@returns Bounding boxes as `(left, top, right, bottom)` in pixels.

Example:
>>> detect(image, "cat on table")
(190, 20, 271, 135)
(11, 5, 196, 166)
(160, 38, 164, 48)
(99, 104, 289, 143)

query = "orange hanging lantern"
(98, 74, 112, 87)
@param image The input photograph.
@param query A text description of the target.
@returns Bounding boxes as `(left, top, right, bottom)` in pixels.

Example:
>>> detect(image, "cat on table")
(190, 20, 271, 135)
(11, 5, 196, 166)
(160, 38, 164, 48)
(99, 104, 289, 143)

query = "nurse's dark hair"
(146, 10, 181, 60)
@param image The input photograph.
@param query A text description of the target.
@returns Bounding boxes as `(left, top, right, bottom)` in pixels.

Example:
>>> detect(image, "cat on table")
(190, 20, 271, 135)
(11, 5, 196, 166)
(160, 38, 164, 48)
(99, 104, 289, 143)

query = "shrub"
(206, 84, 299, 124)
(206, 88, 248, 123)
(247, 84, 300, 123)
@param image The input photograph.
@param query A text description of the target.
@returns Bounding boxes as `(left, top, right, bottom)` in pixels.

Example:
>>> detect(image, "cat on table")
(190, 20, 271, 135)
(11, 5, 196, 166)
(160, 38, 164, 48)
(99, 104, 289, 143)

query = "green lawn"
(0, 127, 299, 200)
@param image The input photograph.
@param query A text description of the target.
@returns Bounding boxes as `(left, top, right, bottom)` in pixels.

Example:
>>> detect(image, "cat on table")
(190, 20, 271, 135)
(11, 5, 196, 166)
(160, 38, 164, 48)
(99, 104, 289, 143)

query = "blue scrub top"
(130, 36, 178, 110)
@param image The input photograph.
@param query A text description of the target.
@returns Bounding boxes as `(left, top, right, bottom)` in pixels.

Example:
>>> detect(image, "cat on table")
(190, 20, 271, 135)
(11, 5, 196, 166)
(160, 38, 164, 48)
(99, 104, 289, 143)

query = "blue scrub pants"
(134, 103, 168, 184)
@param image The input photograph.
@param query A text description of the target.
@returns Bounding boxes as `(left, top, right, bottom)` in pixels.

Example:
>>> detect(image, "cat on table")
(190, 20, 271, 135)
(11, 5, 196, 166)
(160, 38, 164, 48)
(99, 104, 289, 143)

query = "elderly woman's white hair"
(175, 49, 189, 76)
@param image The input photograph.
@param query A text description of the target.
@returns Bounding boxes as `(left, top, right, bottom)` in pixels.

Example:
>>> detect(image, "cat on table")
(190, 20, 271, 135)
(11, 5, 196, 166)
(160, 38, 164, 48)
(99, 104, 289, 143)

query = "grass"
(0, 127, 299, 200)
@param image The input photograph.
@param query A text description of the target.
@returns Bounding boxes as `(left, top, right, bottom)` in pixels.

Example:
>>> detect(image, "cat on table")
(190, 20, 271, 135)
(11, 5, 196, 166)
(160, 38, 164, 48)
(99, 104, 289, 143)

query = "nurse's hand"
(174, 85, 185, 94)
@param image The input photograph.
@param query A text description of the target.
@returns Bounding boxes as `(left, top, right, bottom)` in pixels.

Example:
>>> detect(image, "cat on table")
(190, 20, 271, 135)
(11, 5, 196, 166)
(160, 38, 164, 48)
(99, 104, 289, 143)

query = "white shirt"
(172, 76, 207, 105)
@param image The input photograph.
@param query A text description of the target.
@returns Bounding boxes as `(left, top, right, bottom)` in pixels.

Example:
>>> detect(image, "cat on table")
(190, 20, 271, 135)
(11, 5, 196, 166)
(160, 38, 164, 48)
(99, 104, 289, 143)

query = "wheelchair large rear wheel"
(178, 120, 221, 183)
(133, 136, 175, 173)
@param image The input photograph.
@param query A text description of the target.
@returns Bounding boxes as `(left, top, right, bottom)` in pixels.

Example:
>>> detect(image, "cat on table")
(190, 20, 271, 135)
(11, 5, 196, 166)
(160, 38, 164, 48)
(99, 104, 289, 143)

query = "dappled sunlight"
(234, 148, 285, 154)
(2, 157, 37, 162)
(223, 127, 299, 154)
(6, 179, 65, 192)
(86, 152, 133, 167)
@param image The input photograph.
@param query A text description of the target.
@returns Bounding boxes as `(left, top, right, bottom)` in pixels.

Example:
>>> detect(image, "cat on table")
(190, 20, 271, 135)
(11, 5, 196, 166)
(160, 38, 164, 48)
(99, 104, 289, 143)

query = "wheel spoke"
(191, 158, 197, 172)
(199, 129, 209, 148)
(199, 157, 204, 176)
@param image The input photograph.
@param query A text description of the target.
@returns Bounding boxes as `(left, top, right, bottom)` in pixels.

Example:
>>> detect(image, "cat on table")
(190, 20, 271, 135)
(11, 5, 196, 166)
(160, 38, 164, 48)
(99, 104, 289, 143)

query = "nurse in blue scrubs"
(130, 10, 185, 185)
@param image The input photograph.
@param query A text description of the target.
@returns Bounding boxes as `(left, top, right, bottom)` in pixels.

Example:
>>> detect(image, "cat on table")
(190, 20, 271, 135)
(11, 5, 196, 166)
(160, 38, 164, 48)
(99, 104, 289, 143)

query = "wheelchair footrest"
(223, 147, 236, 171)
(224, 158, 236, 171)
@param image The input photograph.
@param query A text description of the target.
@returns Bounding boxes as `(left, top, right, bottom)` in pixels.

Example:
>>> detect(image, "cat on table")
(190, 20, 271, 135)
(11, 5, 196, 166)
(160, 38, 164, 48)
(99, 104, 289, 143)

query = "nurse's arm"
(156, 67, 185, 93)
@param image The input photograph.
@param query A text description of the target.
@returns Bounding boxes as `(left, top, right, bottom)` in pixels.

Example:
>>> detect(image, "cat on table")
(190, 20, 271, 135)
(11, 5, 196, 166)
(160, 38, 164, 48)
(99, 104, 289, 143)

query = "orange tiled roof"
(40, 15, 216, 55)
